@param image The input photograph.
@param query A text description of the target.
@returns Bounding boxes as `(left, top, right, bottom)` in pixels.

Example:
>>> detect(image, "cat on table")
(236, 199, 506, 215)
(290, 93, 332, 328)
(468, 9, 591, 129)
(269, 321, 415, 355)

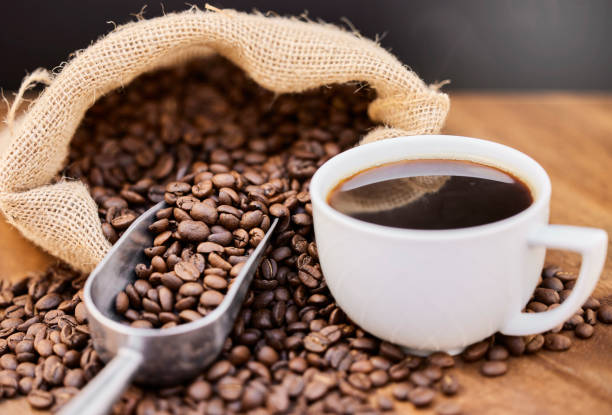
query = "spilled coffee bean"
(0, 265, 102, 411)
(480, 361, 508, 377)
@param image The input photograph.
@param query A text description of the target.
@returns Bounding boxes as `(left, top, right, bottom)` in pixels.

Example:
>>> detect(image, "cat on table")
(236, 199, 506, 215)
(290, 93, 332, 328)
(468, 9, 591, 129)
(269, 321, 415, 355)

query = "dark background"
(1, 0, 611, 91)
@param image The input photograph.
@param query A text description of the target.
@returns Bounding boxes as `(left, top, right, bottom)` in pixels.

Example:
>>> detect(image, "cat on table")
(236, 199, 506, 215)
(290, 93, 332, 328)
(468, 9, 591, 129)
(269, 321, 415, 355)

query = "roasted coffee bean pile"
(0, 265, 102, 410)
(65, 56, 367, 245)
(1, 57, 610, 413)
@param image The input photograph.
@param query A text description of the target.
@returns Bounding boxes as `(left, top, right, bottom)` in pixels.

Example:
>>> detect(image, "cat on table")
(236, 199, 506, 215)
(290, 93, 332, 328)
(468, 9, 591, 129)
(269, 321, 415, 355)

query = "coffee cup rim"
(309, 135, 551, 240)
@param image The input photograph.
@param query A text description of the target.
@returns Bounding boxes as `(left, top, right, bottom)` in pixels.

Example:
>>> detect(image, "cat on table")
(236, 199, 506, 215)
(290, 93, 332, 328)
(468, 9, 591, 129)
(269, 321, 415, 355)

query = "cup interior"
(310, 135, 551, 234)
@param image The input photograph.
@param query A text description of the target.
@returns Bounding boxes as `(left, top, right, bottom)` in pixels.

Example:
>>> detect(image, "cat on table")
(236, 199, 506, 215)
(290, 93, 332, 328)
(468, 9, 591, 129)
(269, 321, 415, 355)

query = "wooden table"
(1, 93, 611, 414)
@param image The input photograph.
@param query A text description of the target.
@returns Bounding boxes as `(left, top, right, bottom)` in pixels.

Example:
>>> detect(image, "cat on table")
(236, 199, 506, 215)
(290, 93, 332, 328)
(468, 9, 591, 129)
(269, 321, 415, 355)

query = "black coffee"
(328, 159, 533, 230)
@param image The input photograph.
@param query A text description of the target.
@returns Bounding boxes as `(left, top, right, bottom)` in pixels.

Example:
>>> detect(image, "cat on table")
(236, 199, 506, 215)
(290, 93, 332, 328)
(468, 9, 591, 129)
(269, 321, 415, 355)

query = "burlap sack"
(0, 7, 449, 273)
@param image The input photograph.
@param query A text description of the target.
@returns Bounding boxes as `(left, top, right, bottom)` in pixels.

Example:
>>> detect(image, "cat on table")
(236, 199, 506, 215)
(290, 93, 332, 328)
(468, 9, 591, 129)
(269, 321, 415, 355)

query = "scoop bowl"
(59, 202, 278, 415)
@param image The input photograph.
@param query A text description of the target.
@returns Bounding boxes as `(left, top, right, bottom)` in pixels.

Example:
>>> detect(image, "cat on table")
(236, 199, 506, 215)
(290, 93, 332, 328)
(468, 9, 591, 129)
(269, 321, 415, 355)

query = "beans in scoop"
(113, 172, 281, 328)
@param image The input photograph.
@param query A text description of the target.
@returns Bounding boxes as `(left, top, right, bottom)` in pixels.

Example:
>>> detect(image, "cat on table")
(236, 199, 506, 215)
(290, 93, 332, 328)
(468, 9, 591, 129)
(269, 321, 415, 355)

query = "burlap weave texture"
(0, 8, 449, 272)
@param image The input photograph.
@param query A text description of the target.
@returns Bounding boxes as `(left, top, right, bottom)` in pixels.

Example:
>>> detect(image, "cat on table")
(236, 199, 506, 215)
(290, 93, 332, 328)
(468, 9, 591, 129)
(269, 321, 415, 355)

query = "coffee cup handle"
(500, 225, 607, 335)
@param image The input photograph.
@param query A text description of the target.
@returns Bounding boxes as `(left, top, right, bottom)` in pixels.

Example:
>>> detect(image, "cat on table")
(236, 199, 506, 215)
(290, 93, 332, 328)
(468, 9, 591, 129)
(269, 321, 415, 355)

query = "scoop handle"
(59, 347, 143, 415)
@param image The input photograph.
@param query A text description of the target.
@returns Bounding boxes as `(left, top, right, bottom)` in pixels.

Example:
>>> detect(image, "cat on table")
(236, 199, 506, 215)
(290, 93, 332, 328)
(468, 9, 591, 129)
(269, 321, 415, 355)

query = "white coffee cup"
(310, 135, 607, 354)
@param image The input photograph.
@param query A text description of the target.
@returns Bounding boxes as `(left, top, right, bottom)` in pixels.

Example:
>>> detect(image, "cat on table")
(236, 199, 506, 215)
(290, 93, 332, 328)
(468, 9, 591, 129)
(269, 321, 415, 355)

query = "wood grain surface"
(0, 92, 611, 414)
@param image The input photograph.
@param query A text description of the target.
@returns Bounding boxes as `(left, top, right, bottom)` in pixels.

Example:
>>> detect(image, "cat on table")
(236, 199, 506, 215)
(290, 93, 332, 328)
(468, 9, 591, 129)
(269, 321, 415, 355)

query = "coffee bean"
(197, 241, 224, 254)
(348, 372, 372, 390)
(428, 352, 455, 368)
(178, 310, 202, 323)
(15, 339, 34, 355)
(241, 210, 263, 230)
(16, 363, 35, 379)
(564, 314, 584, 330)
(242, 382, 266, 410)
(389, 362, 411, 381)
(555, 270, 577, 281)
(585, 308, 597, 325)
(392, 382, 412, 401)
(374, 394, 394, 411)
(487, 345, 509, 361)
(598, 305, 612, 323)
(200, 290, 224, 307)
(111, 213, 137, 230)
(158, 287, 174, 311)
(369, 369, 389, 387)
(217, 376, 243, 401)
(534, 288, 560, 305)
(1, 354, 18, 370)
(64, 369, 86, 388)
(206, 360, 233, 381)
(575, 323, 595, 339)
(208, 229, 233, 246)
(462, 340, 489, 362)
(153, 230, 172, 246)
(74, 302, 87, 323)
(368, 356, 390, 371)
(440, 374, 459, 395)
(527, 301, 548, 312)
(63, 350, 81, 368)
(133, 319, 155, 329)
(35, 293, 62, 311)
(141, 298, 161, 314)
(544, 333, 572, 351)
(379, 342, 405, 362)
(187, 379, 212, 401)
(43, 356, 66, 385)
(177, 220, 210, 242)
(541, 276, 563, 291)
(256, 346, 279, 367)
(288, 356, 307, 373)
(350, 337, 378, 352)
(583, 297, 601, 310)
(27, 389, 54, 409)
(34, 338, 53, 357)
(211, 173, 235, 188)
(19, 377, 33, 395)
(102, 223, 118, 243)
(480, 361, 507, 377)
(270, 204, 289, 217)
(408, 386, 435, 407)
(350, 359, 374, 373)
(0, 370, 18, 389)
(525, 334, 545, 353)
(175, 282, 201, 297)
(501, 336, 525, 356)
(408, 370, 431, 388)
(542, 266, 561, 278)
(304, 380, 328, 401)
(265, 385, 289, 412)
(208, 252, 232, 271)
(436, 402, 463, 415)
(292, 213, 313, 226)
(423, 365, 443, 382)
(174, 261, 200, 282)
(303, 332, 331, 353)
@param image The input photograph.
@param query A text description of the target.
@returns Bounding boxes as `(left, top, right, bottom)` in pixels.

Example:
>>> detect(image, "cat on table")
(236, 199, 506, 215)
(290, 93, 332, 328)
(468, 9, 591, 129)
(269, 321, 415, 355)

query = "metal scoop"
(59, 202, 278, 415)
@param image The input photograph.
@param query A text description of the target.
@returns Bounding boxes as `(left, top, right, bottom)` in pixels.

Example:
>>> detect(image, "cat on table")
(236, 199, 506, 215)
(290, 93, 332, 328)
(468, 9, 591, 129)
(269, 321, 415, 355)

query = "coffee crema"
(327, 159, 533, 230)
